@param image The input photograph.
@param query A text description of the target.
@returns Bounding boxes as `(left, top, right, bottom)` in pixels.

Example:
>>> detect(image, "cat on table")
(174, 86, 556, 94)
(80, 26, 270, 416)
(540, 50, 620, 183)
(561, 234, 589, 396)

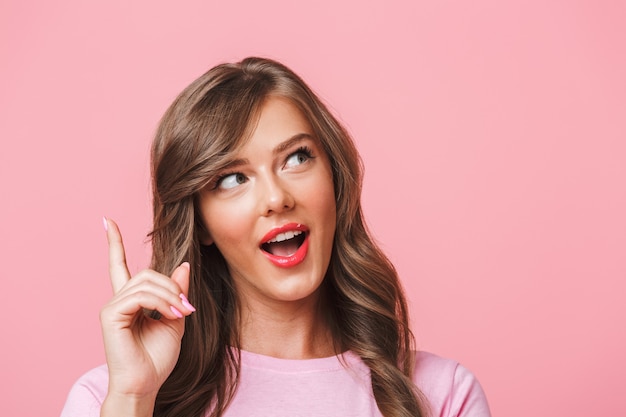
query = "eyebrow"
(273, 133, 315, 156)
(220, 133, 315, 170)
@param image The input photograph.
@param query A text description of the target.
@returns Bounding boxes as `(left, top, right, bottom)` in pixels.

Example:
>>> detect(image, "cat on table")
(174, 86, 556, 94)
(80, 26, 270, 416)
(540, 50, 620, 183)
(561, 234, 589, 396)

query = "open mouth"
(261, 230, 307, 257)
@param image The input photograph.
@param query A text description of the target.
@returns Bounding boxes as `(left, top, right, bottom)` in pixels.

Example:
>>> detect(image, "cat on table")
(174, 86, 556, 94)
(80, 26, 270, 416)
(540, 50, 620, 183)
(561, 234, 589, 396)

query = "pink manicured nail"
(102, 216, 108, 231)
(179, 293, 196, 312)
(170, 305, 184, 318)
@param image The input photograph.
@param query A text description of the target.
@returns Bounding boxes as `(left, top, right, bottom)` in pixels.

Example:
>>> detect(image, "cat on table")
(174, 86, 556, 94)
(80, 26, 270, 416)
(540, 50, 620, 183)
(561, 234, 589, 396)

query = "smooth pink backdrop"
(1, 1, 625, 416)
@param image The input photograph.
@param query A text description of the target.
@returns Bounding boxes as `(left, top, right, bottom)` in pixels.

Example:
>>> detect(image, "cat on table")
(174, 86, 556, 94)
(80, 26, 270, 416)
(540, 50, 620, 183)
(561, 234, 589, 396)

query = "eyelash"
(211, 171, 241, 190)
(211, 145, 316, 190)
(287, 146, 315, 165)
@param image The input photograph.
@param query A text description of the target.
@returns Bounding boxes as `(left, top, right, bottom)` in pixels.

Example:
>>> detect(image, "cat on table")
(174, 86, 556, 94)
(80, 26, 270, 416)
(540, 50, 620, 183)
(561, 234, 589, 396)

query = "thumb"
(171, 262, 191, 297)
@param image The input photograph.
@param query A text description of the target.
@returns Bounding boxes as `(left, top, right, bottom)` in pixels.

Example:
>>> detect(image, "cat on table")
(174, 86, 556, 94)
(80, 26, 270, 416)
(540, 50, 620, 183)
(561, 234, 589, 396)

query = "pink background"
(1, 1, 625, 415)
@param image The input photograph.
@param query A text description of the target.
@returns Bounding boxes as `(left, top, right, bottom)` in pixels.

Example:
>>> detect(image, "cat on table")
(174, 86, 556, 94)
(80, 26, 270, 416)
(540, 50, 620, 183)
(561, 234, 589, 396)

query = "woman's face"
(198, 96, 336, 307)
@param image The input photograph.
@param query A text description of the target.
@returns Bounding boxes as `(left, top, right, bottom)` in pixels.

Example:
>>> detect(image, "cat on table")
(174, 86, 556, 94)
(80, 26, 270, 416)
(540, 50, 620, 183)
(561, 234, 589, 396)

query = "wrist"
(101, 390, 157, 417)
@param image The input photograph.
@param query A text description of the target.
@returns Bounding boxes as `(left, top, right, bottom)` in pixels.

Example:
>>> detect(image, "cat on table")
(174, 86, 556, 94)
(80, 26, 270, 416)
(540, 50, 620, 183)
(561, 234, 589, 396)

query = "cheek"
(308, 173, 337, 226)
(321, 167, 337, 214)
(201, 200, 254, 248)
(317, 187, 336, 221)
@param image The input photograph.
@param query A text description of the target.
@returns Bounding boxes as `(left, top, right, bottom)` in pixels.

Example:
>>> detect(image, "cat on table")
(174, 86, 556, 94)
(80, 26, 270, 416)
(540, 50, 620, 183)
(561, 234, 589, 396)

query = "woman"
(61, 57, 491, 417)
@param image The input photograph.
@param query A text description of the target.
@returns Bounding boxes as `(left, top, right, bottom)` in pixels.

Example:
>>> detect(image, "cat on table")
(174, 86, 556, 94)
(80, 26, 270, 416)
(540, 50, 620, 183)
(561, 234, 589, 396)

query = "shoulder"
(413, 351, 492, 417)
(60, 364, 109, 417)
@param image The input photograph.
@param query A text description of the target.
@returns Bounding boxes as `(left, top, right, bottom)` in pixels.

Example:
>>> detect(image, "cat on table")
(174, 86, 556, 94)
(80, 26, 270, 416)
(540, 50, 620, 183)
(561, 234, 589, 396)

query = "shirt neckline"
(238, 348, 362, 373)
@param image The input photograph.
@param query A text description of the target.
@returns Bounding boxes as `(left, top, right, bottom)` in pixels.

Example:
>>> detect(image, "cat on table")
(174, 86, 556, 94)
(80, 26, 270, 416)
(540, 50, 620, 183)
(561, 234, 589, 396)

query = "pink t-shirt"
(61, 350, 491, 417)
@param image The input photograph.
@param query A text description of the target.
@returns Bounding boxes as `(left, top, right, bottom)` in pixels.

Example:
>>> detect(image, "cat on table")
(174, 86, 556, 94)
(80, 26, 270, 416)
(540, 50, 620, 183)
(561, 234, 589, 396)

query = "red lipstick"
(260, 223, 309, 268)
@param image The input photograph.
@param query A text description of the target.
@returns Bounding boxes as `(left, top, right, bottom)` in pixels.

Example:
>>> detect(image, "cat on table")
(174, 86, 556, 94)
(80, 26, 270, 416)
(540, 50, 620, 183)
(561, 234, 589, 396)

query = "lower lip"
(261, 234, 309, 268)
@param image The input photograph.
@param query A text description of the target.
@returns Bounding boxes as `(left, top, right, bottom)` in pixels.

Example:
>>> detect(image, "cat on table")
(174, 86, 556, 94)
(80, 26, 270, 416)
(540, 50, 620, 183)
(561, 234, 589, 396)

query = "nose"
(258, 173, 295, 216)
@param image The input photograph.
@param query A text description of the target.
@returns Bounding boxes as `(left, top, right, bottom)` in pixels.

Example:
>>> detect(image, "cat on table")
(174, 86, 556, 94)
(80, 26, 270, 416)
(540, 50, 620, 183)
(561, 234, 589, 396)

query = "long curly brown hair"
(148, 57, 428, 417)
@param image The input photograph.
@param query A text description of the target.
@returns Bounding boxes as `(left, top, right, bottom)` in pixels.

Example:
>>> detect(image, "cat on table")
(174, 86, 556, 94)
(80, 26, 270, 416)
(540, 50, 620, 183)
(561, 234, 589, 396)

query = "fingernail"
(102, 216, 108, 231)
(170, 305, 184, 318)
(179, 293, 196, 312)
(180, 261, 190, 270)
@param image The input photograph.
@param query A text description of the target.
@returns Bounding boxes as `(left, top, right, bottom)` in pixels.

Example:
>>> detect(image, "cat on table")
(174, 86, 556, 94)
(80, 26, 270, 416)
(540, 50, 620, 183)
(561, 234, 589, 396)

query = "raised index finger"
(104, 217, 131, 293)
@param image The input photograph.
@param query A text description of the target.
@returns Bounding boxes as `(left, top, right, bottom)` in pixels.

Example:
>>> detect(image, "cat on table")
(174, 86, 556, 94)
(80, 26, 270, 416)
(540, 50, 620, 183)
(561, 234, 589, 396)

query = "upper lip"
(260, 223, 309, 245)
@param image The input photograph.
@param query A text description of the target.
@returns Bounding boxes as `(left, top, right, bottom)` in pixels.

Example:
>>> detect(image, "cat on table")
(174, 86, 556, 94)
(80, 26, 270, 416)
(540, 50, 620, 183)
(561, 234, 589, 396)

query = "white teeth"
(267, 230, 302, 243)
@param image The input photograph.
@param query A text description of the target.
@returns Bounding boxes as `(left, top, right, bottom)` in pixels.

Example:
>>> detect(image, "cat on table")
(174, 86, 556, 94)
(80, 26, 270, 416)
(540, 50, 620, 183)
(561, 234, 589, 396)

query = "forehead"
(255, 96, 312, 135)
(236, 96, 316, 153)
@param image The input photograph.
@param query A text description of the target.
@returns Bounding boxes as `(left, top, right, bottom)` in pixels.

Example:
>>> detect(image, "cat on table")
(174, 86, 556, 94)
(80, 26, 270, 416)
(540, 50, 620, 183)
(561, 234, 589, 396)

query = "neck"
(236, 289, 336, 359)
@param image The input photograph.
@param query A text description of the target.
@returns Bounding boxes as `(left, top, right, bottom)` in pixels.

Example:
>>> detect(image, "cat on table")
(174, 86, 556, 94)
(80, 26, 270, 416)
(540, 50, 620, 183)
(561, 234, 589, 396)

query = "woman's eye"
(218, 173, 247, 190)
(285, 151, 310, 168)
